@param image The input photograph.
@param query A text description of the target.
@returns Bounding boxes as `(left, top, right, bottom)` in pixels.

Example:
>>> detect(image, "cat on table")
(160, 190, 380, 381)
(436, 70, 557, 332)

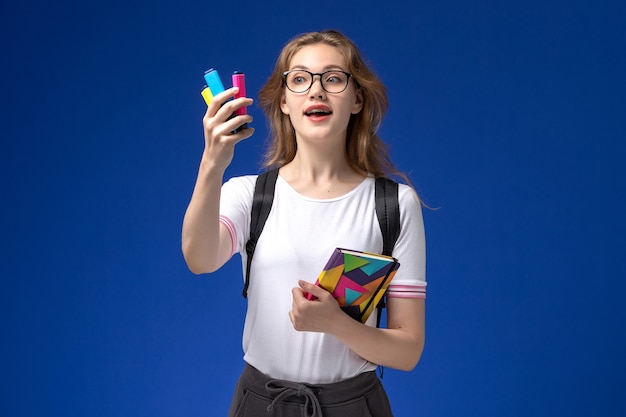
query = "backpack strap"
(243, 168, 279, 298)
(375, 177, 401, 257)
(374, 177, 401, 329)
(374, 176, 400, 379)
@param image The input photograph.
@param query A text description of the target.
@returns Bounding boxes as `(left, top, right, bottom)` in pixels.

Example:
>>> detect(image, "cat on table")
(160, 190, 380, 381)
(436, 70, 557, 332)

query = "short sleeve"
(219, 175, 257, 257)
(387, 184, 427, 299)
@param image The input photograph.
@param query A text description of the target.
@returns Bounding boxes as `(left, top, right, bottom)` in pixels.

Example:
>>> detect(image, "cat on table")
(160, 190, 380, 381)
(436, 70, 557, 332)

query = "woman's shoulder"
(221, 174, 260, 205)
(370, 176, 421, 206)
(394, 181, 423, 212)
(223, 174, 258, 189)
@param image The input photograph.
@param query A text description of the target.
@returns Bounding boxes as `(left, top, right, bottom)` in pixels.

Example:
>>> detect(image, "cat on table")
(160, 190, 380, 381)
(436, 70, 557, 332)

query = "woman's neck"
(280, 152, 366, 199)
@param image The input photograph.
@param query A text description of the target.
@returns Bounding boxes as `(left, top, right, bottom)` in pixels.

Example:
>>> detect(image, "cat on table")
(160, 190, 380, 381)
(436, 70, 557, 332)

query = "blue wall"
(2, 0, 624, 416)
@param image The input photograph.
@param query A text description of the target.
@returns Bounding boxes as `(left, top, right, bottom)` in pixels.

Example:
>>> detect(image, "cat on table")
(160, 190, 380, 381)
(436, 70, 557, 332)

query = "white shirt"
(219, 174, 426, 383)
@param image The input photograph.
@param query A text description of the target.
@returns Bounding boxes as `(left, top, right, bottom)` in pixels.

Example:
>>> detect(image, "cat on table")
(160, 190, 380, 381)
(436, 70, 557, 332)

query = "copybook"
(309, 248, 400, 323)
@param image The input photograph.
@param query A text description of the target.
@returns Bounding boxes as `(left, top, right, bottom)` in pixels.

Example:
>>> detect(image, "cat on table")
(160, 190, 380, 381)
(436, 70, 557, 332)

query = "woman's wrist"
(198, 153, 228, 179)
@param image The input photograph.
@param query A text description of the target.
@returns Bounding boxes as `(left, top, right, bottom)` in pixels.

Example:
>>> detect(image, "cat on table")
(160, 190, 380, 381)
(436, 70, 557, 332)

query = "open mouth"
(305, 109, 332, 116)
(304, 105, 333, 117)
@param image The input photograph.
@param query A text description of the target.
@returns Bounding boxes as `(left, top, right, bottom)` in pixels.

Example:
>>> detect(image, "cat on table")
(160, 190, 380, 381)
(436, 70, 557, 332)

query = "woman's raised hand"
(202, 87, 254, 172)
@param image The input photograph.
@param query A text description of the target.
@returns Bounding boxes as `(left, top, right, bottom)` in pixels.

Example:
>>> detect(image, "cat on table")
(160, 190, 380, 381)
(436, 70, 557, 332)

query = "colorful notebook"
(309, 248, 400, 323)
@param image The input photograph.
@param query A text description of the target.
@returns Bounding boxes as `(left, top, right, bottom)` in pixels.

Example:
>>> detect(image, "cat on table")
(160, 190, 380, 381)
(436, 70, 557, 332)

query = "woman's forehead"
(289, 44, 347, 70)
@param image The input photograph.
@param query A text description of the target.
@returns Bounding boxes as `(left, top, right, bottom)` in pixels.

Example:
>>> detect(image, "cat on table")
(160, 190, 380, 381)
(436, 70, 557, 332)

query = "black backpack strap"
(243, 168, 279, 298)
(374, 177, 401, 328)
(375, 177, 401, 257)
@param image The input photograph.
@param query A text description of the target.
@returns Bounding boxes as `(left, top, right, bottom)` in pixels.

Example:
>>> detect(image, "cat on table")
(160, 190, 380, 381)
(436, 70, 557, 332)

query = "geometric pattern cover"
(313, 248, 400, 323)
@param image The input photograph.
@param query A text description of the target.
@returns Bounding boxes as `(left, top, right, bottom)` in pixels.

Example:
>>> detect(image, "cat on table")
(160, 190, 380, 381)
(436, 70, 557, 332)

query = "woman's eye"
(291, 73, 309, 84)
(325, 74, 343, 83)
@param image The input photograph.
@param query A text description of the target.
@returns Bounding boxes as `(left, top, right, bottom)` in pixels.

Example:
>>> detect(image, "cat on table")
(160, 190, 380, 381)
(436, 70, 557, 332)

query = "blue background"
(2, 0, 625, 416)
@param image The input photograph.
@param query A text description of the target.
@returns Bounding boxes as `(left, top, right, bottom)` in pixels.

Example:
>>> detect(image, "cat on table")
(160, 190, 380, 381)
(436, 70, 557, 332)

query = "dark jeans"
(228, 363, 394, 417)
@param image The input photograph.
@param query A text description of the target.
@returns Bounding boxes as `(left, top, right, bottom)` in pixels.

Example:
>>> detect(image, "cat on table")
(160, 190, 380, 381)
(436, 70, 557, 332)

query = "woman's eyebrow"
(289, 65, 347, 71)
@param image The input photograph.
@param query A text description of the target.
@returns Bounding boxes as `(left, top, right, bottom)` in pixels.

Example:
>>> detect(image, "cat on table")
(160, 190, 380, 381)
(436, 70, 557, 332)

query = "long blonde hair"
(258, 30, 408, 182)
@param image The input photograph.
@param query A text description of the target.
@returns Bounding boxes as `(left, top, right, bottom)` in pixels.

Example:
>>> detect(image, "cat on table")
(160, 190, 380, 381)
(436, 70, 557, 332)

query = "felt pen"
(232, 71, 248, 131)
(203, 68, 225, 96)
(232, 71, 247, 115)
(200, 86, 213, 105)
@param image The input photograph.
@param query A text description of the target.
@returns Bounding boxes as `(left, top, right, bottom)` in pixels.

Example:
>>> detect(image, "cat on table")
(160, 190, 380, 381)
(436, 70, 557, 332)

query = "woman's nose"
(309, 75, 325, 98)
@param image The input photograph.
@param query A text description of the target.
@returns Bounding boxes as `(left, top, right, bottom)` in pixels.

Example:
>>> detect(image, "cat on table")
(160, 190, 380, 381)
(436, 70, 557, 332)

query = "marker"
(200, 86, 213, 105)
(203, 68, 225, 96)
(232, 72, 247, 115)
(232, 71, 248, 131)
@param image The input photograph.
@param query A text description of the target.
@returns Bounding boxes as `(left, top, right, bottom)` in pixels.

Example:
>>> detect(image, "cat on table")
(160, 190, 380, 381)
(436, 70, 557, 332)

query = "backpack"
(243, 168, 400, 328)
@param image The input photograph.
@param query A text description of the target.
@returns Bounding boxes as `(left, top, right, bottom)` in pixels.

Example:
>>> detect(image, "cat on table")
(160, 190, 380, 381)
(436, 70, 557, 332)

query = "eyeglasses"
(282, 69, 352, 94)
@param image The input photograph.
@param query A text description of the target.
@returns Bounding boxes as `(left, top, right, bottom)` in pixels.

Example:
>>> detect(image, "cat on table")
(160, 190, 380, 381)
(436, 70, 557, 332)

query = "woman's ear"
(351, 87, 364, 114)
(280, 93, 289, 115)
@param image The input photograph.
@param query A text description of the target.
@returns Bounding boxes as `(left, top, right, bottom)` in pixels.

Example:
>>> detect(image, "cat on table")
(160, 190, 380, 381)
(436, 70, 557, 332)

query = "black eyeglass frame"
(282, 69, 353, 94)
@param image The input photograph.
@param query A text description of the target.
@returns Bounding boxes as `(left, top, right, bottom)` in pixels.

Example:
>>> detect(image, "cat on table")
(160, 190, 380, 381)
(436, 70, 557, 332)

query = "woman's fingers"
(207, 88, 253, 119)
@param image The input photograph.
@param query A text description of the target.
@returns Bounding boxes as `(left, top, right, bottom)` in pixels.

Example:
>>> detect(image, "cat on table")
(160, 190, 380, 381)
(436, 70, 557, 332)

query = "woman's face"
(280, 43, 363, 145)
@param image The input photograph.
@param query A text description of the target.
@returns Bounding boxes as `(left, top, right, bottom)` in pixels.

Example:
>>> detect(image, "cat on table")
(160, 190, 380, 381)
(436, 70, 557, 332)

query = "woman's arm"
(181, 88, 254, 274)
(290, 281, 425, 371)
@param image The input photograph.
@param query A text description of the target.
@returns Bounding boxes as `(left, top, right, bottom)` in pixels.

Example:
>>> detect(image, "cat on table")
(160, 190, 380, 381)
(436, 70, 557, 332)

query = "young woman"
(182, 30, 426, 417)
